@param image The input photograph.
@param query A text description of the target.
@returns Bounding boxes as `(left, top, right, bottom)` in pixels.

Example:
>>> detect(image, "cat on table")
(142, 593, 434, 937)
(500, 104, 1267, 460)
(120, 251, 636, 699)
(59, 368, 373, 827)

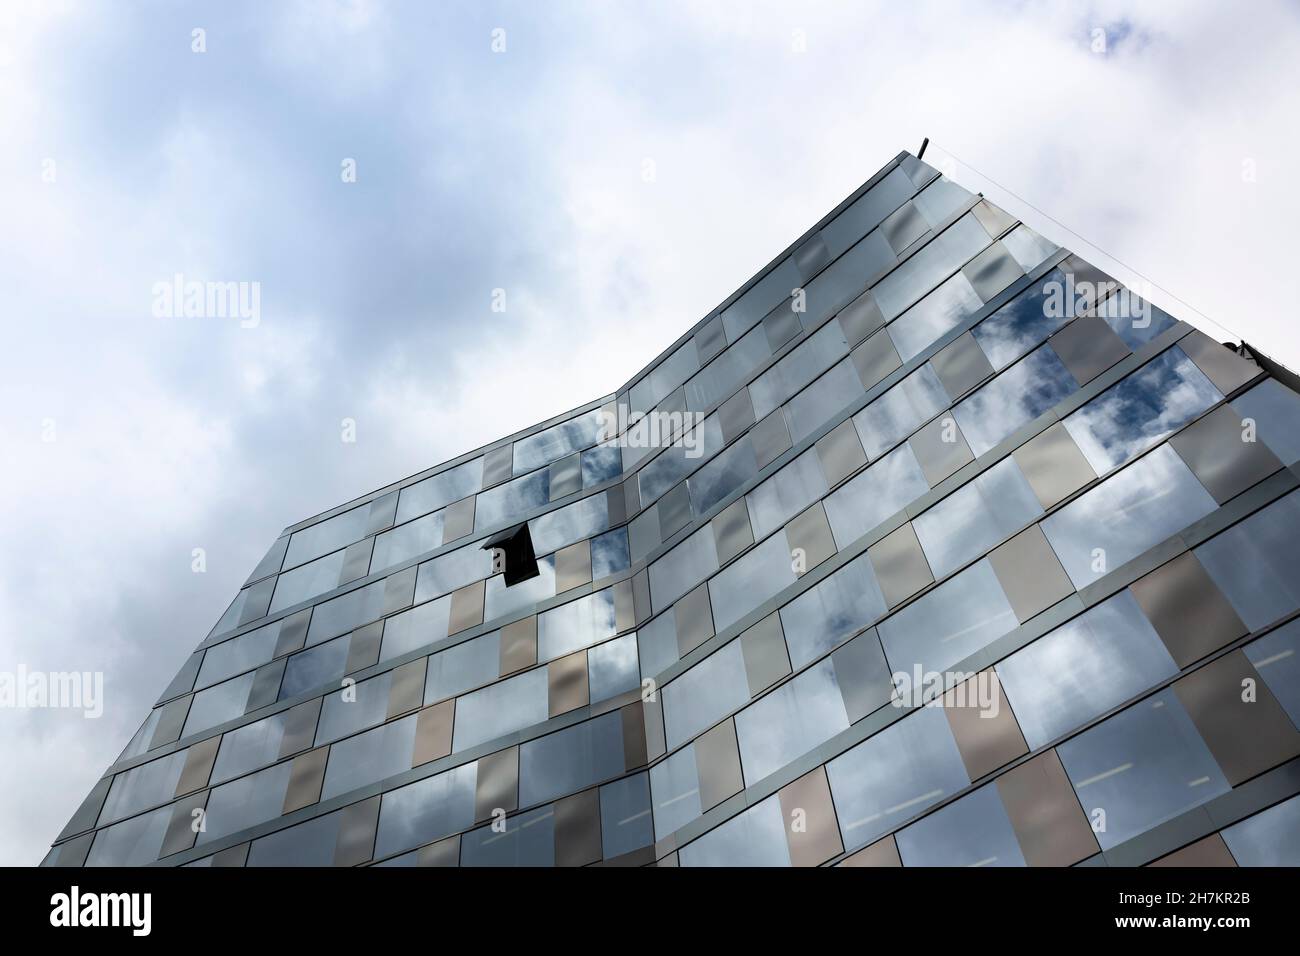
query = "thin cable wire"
(930, 144, 1248, 346)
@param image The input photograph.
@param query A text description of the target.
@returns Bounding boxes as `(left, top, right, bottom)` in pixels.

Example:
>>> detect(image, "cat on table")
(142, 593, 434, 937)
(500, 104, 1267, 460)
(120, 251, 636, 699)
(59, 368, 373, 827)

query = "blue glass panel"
(679, 795, 790, 867)
(1232, 379, 1300, 466)
(599, 772, 654, 859)
(374, 762, 477, 859)
(518, 712, 625, 807)
(823, 443, 930, 551)
(1057, 689, 1228, 850)
(1042, 443, 1217, 589)
(995, 591, 1178, 749)
(662, 640, 749, 750)
(1221, 795, 1300, 866)
(1195, 490, 1300, 631)
(779, 551, 887, 670)
(895, 783, 1026, 867)
(826, 705, 969, 851)
(879, 559, 1017, 677)
(852, 364, 950, 460)
(1062, 346, 1221, 474)
(735, 656, 849, 784)
(971, 270, 1070, 370)
(1244, 620, 1300, 729)
(954, 344, 1077, 457)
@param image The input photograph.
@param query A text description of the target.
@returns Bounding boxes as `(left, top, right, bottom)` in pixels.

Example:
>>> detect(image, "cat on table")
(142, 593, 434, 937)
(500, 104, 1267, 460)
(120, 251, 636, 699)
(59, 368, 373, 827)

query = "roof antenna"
(917, 137, 929, 160)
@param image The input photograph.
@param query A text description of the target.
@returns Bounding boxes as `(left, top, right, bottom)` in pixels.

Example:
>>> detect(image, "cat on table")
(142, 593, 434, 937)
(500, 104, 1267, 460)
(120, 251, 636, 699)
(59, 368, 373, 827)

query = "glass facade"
(47, 149, 1300, 869)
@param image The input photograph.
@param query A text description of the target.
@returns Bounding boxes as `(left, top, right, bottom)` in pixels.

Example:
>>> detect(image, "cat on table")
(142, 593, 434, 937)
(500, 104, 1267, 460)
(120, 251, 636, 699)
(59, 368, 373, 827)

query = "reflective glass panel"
(1057, 689, 1228, 849)
(1042, 443, 1218, 589)
(826, 705, 969, 851)
(996, 591, 1178, 748)
(1063, 346, 1221, 474)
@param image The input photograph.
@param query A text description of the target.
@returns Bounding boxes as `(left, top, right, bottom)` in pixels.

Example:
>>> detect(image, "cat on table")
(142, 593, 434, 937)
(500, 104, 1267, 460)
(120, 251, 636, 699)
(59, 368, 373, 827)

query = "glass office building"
(45, 150, 1300, 867)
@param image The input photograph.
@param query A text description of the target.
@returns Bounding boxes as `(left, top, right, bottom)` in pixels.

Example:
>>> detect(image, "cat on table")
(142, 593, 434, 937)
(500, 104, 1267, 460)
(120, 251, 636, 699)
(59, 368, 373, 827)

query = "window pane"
(823, 444, 930, 551)
(779, 551, 886, 670)
(630, 339, 700, 412)
(600, 772, 654, 858)
(708, 530, 798, 633)
(1195, 489, 1300, 631)
(285, 503, 370, 568)
(1244, 619, 1300, 729)
(247, 811, 341, 867)
(99, 751, 187, 826)
(879, 559, 1017, 677)
(687, 434, 758, 516)
(475, 470, 549, 532)
(513, 408, 606, 473)
(425, 631, 500, 703)
(735, 656, 849, 784)
(663, 640, 749, 750)
(86, 805, 171, 866)
(995, 591, 1178, 749)
(322, 714, 418, 800)
(826, 705, 969, 851)
(212, 712, 288, 784)
(306, 580, 387, 646)
(650, 744, 702, 839)
(1057, 688, 1228, 849)
(635, 416, 724, 503)
(452, 668, 549, 752)
(784, 358, 864, 444)
(873, 213, 990, 320)
(747, 449, 829, 541)
(588, 633, 640, 703)
(374, 762, 477, 859)
(529, 494, 609, 556)
(887, 271, 983, 362)
(913, 456, 1043, 578)
(685, 325, 770, 410)
(414, 548, 492, 604)
(971, 270, 1070, 370)
(182, 671, 254, 738)
(1096, 295, 1176, 351)
(270, 549, 346, 613)
(461, 803, 555, 867)
(679, 795, 790, 867)
(590, 527, 629, 580)
(396, 458, 483, 523)
(1062, 346, 1222, 475)
(197, 621, 280, 689)
(1232, 379, 1300, 466)
(280, 635, 349, 698)
(1042, 443, 1217, 589)
(518, 711, 625, 806)
(1222, 794, 1300, 866)
(196, 761, 293, 844)
(954, 344, 1077, 457)
(749, 320, 850, 421)
(895, 783, 1025, 867)
(537, 588, 617, 662)
(581, 445, 622, 487)
(315, 672, 392, 745)
(853, 364, 949, 460)
(371, 511, 444, 574)
(649, 525, 719, 611)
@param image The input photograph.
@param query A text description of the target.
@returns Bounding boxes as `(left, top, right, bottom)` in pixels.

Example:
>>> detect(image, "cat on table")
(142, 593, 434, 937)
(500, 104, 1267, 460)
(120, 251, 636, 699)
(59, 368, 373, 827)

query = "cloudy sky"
(2, 0, 1297, 865)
